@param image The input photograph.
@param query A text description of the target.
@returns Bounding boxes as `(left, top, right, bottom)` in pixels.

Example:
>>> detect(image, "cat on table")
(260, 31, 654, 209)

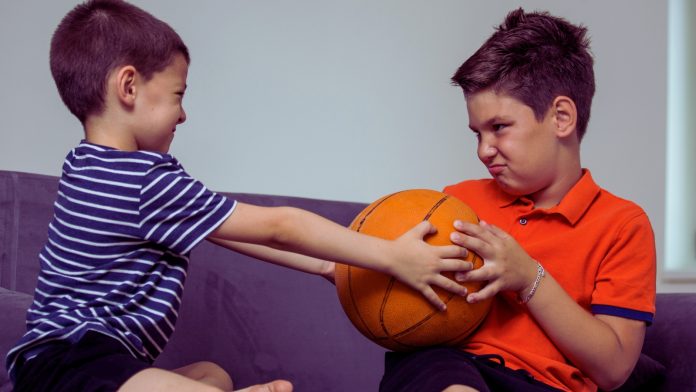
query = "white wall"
(2, 1, 683, 289)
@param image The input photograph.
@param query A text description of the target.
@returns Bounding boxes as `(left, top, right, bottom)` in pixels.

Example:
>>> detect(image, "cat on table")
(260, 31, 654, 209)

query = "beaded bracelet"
(519, 262, 545, 304)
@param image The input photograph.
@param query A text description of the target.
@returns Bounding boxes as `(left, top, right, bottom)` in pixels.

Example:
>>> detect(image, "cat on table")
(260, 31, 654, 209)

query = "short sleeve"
(591, 210, 656, 324)
(139, 157, 235, 255)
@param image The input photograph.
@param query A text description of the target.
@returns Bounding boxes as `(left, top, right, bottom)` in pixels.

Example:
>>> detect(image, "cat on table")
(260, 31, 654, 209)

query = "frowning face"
(466, 89, 566, 205)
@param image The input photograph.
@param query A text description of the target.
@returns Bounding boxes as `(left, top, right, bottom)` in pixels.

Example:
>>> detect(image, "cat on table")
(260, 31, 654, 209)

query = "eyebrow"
(469, 115, 509, 132)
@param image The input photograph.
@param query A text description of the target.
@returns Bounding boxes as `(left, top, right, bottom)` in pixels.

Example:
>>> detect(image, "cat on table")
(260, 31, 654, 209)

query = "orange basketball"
(335, 189, 491, 351)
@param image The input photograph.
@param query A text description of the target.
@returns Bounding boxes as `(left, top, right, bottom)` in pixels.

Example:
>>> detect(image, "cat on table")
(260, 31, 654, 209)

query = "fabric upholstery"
(0, 170, 693, 391)
(0, 288, 33, 390)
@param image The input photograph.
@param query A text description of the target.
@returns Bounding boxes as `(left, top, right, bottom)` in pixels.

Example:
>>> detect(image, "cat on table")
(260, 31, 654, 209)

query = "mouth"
(487, 164, 506, 176)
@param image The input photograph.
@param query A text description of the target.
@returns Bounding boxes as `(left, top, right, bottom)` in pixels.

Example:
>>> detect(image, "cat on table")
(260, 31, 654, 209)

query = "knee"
(182, 361, 233, 391)
(442, 385, 480, 392)
(199, 361, 233, 390)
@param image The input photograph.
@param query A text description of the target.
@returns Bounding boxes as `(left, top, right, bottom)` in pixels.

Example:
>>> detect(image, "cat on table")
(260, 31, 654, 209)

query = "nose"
(477, 133, 497, 162)
(178, 107, 187, 124)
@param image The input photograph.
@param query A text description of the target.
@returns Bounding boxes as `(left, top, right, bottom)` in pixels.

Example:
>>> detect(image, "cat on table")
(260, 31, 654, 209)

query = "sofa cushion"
(0, 287, 33, 391)
(611, 353, 666, 392)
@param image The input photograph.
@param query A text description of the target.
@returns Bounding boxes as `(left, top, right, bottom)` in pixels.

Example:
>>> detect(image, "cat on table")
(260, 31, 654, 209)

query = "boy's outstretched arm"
(208, 237, 336, 283)
(451, 220, 646, 391)
(208, 202, 472, 310)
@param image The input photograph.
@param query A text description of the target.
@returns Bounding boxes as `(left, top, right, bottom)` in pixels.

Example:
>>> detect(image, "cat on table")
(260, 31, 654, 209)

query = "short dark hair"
(451, 8, 595, 140)
(50, 0, 190, 123)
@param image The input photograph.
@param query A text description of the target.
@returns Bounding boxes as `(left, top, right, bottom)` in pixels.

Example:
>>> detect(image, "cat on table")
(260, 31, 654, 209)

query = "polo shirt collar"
(497, 169, 600, 225)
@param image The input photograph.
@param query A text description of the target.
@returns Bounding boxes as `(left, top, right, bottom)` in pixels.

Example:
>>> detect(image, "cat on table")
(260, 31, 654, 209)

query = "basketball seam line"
(347, 191, 402, 340)
(380, 194, 458, 344)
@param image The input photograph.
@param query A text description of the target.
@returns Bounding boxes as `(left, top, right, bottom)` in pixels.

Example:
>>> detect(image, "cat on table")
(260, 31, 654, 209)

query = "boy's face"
(466, 89, 564, 201)
(132, 53, 189, 153)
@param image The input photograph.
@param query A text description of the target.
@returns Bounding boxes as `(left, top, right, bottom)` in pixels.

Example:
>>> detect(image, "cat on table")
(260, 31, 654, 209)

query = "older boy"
(5, 1, 473, 391)
(379, 8, 656, 392)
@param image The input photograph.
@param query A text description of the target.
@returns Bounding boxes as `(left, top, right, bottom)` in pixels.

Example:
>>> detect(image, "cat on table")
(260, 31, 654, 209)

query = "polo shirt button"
(519, 218, 528, 225)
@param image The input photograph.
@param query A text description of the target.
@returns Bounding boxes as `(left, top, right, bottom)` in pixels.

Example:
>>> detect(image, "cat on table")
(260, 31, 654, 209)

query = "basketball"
(335, 189, 491, 351)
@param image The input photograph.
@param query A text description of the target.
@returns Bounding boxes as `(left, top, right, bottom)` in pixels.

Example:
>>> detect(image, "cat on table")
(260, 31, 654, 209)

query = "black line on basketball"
(347, 191, 402, 340)
(382, 194, 459, 344)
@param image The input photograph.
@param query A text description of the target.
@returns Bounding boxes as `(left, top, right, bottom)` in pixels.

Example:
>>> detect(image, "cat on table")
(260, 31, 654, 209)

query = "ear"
(551, 96, 577, 139)
(113, 65, 138, 107)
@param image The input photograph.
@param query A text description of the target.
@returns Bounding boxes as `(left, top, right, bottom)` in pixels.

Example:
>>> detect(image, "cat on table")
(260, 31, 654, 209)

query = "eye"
(470, 130, 481, 141)
(493, 123, 507, 131)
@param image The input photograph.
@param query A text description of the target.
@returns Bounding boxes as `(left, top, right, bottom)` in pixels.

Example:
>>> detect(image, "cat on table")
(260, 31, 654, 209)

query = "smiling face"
(466, 89, 573, 206)
(131, 53, 189, 153)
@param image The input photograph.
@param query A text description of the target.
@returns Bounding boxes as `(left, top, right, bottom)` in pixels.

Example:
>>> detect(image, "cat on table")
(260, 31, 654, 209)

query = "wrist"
(377, 239, 400, 276)
(518, 261, 545, 304)
(320, 261, 336, 283)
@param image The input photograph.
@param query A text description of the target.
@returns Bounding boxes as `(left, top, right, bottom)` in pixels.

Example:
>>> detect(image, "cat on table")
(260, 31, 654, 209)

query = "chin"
(494, 178, 528, 197)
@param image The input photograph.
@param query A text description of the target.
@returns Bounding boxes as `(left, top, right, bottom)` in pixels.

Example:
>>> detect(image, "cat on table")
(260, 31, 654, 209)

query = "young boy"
(379, 8, 656, 392)
(4, 1, 474, 391)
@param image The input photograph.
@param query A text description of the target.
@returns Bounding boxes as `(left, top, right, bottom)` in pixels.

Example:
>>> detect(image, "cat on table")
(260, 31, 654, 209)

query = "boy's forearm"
(211, 204, 394, 274)
(526, 272, 645, 390)
(270, 207, 394, 272)
(209, 237, 335, 280)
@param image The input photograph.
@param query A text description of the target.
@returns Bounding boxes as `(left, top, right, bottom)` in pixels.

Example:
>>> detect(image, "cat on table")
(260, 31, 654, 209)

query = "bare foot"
(236, 380, 293, 392)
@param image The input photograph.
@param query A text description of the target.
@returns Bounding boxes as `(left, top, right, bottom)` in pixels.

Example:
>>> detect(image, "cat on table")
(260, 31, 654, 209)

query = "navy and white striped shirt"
(6, 141, 236, 380)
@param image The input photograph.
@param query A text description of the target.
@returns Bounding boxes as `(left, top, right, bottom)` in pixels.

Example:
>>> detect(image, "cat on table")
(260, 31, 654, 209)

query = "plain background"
(1, 1, 688, 291)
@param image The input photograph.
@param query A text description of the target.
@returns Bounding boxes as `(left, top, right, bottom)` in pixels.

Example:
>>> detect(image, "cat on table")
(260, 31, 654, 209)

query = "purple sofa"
(1, 170, 694, 391)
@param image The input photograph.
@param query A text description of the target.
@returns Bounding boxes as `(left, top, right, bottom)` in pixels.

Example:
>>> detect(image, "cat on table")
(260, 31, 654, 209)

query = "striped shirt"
(6, 141, 236, 381)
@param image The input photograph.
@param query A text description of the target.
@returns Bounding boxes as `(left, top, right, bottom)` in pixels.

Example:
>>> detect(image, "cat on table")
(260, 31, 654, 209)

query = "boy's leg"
(119, 368, 225, 392)
(118, 368, 293, 392)
(170, 361, 292, 392)
(173, 361, 233, 390)
(443, 387, 480, 392)
(13, 331, 292, 392)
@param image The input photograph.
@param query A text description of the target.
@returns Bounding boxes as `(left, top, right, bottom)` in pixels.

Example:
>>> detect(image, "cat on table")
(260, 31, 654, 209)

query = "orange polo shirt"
(443, 169, 656, 392)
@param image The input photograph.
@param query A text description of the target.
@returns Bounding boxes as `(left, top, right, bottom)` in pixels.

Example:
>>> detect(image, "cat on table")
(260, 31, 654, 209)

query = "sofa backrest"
(0, 169, 387, 391)
(0, 171, 59, 294)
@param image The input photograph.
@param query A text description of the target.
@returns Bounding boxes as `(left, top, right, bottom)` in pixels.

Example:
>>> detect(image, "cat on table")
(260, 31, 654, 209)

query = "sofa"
(1, 169, 694, 391)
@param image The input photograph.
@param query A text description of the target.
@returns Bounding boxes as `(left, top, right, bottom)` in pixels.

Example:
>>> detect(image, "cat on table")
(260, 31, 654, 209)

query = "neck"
(84, 116, 137, 151)
(530, 164, 583, 209)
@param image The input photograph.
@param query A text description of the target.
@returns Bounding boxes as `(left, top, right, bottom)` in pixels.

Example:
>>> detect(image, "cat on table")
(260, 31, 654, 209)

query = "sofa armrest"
(643, 293, 696, 391)
(0, 287, 33, 391)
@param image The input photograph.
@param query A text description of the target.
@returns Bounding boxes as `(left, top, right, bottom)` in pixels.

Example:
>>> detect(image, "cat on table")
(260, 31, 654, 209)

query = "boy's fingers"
(455, 267, 490, 283)
(437, 244, 469, 259)
(414, 220, 437, 237)
(481, 221, 508, 239)
(438, 258, 474, 272)
(454, 220, 481, 234)
(420, 286, 447, 311)
(455, 220, 498, 243)
(467, 282, 499, 304)
(450, 232, 488, 255)
(432, 274, 469, 297)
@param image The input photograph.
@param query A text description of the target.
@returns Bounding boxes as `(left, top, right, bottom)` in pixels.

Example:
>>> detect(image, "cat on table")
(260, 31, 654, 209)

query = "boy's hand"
(388, 221, 474, 311)
(449, 220, 538, 303)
